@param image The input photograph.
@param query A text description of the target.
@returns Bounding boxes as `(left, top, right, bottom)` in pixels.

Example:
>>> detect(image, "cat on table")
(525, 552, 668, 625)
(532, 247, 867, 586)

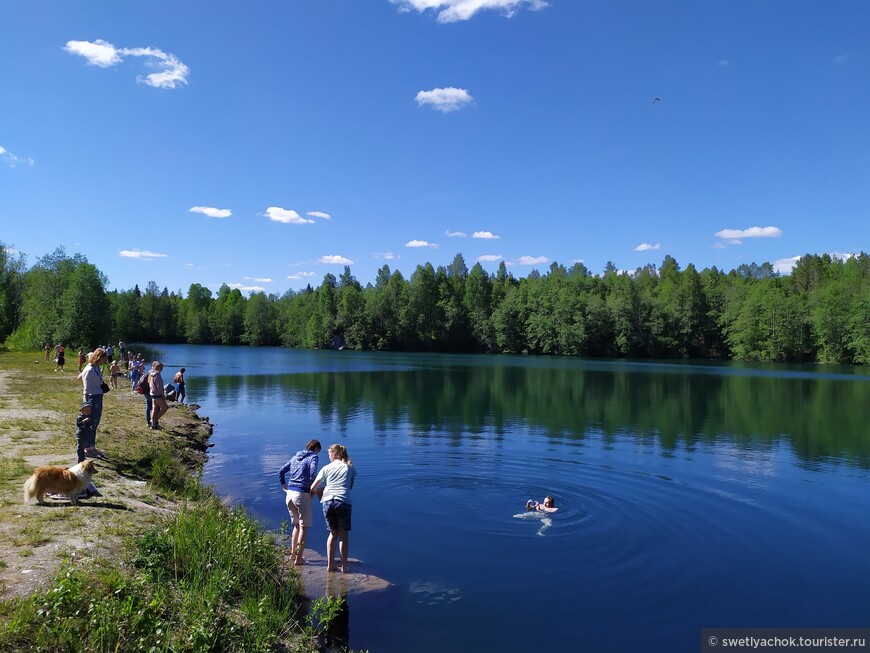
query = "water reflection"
(191, 363, 870, 468)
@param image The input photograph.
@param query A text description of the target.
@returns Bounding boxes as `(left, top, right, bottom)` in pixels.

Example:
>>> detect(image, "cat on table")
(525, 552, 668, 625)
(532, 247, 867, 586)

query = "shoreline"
(0, 350, 320, 651)
(0, 353, 214, 598)
(0, 349, 385, 652)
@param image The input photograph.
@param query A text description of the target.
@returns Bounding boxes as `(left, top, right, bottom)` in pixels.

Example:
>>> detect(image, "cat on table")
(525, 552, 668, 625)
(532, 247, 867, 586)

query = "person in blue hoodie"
(279, 439, 322, 565)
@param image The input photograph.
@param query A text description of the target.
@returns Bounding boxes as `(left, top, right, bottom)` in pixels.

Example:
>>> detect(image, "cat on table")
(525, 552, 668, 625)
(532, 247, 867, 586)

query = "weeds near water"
(0, 496, 311, 652)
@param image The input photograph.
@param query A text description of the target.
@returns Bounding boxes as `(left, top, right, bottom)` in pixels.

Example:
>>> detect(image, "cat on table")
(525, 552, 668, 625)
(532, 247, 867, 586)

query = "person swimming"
(526, 496, 558, 513)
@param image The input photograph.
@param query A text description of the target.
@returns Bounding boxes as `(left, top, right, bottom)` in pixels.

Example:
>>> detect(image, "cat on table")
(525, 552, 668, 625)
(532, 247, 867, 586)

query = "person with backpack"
(148, 361, 168, 430)
(136, 362, 156, 426)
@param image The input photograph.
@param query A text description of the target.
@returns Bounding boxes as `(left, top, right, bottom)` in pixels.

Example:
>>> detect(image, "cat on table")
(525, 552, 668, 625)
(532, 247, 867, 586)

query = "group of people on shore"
(72, 346, 188, 465)
(279, 440, 356, 574)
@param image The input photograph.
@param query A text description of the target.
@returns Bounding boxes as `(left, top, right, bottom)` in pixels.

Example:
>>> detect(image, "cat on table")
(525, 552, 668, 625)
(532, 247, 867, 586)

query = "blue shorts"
(322, 499, 352, 532)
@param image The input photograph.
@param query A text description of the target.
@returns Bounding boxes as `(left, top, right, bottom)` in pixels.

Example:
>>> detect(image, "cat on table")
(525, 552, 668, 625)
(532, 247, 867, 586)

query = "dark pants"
(76, 426, 96, 462)
(145, 394, 152, 425)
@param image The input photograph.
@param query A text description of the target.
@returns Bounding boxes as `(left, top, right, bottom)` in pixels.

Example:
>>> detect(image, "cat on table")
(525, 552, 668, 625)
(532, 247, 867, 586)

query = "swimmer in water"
(526, 496, 558, 514)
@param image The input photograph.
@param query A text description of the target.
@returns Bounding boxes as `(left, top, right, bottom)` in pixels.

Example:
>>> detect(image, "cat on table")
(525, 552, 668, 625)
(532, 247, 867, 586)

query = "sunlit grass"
(0, 350, 330, 652)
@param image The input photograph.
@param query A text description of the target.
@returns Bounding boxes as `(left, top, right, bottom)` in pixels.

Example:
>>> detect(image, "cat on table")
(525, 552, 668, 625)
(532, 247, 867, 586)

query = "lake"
(143, 344, 870, 652)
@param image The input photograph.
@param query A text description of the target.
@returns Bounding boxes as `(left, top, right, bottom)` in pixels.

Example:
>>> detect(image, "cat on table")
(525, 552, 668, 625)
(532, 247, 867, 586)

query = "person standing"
(149, 361, 168, 429)
(173, 368, 186, 404)
(80, 348, 107, 457)
(310, 444, 356, 574)
(130, 356, 142, 393)
(77, 348, 86, 373)
(141, 361, 156, 426)
(44, 342, 51, 361)
(54, 343, 65, 371)
(278, 439, 321, 566)
(109, 359, 122, 390)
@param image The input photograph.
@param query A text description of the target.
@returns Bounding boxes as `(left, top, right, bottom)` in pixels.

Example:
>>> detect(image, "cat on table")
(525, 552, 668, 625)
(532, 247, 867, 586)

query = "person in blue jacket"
(279, 439, 322, 565)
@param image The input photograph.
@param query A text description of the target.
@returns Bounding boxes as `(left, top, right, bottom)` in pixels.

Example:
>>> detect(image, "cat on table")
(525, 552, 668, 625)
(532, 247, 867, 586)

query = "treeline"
(2, 244, 869, 365)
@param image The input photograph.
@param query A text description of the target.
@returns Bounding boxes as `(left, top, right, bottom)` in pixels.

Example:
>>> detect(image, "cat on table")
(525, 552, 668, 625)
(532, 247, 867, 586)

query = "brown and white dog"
(22, 460, 98, 505)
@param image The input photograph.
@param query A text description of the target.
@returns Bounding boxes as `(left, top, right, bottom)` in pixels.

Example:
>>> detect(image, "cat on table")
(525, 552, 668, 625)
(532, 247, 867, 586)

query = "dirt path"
(0, 368, 210, 599)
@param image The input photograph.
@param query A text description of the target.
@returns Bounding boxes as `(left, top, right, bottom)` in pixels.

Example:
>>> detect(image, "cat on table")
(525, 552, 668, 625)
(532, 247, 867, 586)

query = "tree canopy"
(3, 243, 869, 365)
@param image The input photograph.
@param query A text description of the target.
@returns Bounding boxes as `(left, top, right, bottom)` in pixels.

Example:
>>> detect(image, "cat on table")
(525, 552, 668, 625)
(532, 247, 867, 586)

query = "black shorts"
(322, 499, 352, 532)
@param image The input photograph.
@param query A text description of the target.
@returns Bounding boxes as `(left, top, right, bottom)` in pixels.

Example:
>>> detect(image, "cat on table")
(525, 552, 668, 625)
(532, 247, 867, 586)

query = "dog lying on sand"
(23, 460, 98, 505)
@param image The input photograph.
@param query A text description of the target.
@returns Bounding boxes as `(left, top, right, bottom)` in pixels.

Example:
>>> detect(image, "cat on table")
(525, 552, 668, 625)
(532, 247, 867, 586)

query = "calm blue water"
(145, 344, 870, 652)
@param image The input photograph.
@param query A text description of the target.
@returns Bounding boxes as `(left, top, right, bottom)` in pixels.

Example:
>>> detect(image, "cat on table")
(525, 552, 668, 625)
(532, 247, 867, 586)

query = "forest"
(1, 243, 869, 365)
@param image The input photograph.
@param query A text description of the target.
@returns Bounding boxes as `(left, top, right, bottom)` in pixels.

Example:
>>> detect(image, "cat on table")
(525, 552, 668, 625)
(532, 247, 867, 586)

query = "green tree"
(243, 292, 278, 345)
(57, 262, 110, 347)
(464, 263, 494, 351)
(0, 242, 26, 341)
(211, 284, 246, 345)
(183, 283, 213, 344)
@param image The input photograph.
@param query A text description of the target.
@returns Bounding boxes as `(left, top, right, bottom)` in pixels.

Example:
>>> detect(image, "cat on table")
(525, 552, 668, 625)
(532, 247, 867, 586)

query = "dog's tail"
(23, 473, 37, 504)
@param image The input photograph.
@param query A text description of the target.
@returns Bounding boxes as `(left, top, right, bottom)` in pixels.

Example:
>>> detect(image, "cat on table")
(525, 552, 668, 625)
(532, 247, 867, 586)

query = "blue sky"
(1, 0, 868, 295)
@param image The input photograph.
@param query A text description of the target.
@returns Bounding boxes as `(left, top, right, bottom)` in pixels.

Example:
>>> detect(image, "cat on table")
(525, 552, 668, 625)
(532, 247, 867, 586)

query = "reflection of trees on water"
(195, 364, 870, 467)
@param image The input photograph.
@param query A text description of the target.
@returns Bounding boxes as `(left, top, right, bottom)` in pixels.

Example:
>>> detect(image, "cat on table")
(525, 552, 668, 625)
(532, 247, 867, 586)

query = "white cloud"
(287, 272, 317, 280)
(473, 231, 500, 240)
(318, 255, 354, 265)
(64, 39, 121, 67)
(773, 256, 801, 274)
(189, 206, 231, 218)
(830, 251, 855, 262)
(184, 263, 194, 268)
(415, 87, 473, 112)
(0, 145, 34, 167)
(228, 283, 266, 293)
(373, 252, 399, 260)
(65, 39, 190, 89)
(265, 207, 315, 224)
(715, 226, 782, 240)
(517, 255, 548, 265)
(307, 211, 332, 220)
(391, 0, 549, 23)
(478, 254, 502, 262)
(244, 276, 272, 283)
(446, 230, 466, 238)
(635, 243, 661, 251)
(119, 249, 168, 260)
(718, 59, 730, 67)
(405, 240, 439, 248)
(833, 54, 850, 65)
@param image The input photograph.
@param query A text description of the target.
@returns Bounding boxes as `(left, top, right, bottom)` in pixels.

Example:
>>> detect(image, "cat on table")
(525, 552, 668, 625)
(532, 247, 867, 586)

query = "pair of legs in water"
(287, 493, 351, 573)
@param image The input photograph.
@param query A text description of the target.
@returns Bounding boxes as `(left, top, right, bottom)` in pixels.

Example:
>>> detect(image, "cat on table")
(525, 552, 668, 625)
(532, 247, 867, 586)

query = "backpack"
(135, 371, 150, 394)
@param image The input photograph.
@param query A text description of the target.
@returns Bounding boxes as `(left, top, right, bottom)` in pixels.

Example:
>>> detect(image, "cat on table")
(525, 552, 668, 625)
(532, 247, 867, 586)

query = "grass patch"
(0, 497, 318, 653)
(14, 524, 50, 548)
(0, 456, 30, 484)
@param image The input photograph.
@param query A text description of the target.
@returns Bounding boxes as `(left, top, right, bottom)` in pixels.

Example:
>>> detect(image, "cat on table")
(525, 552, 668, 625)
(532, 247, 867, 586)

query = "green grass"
(0, 497, 318, 653)
(0, 350, 335, 652)
(0, 456, 31, 484)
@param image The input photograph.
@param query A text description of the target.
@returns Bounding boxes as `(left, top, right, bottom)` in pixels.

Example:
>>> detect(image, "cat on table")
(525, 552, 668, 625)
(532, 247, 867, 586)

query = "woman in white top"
(310, 444, 356, 573)
(79, 348, 107, 458)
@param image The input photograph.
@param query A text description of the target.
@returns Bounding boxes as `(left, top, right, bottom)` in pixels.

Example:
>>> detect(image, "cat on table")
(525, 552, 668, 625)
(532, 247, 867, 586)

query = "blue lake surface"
(145, 344, 870, 652)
